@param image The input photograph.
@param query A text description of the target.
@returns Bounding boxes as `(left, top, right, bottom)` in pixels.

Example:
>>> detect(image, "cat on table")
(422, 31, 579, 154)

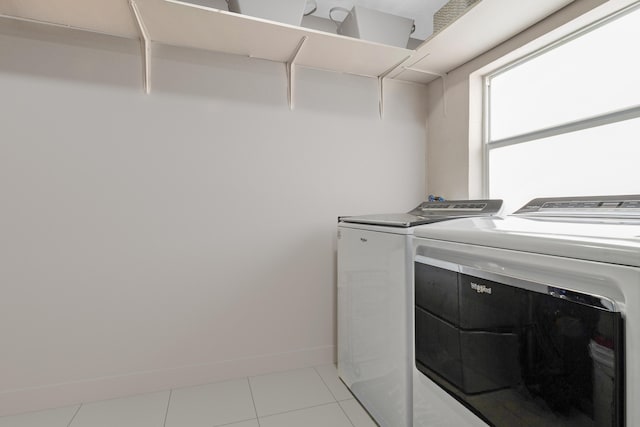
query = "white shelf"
(133, 0, 413, 79)
(1, 0, 575, 86)
(0, 0, 139, 39)
(389, 0, 575, 84)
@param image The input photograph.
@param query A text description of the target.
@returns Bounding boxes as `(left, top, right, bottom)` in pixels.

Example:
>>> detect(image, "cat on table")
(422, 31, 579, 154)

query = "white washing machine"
(337, 199, 503, 427)
(412, 195, 640, 427)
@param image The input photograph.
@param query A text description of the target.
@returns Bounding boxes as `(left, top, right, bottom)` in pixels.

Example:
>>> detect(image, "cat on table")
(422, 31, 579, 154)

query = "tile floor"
(0, 365, 378, 427)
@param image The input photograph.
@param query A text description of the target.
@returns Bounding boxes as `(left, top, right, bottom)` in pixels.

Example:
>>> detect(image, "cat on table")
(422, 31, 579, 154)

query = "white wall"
(424, 0, 627, 199)
(0, 19, 427, 416)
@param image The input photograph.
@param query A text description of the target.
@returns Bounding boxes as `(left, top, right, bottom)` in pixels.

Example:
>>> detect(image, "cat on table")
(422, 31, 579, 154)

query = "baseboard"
(0, 345, 335, 417)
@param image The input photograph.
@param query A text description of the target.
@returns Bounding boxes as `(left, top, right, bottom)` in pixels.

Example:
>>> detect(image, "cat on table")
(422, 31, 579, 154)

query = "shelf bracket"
(377, 56, 411, 119)
(129, 0, 151, 94)
(286, 36, 308, 110)
(378, 77, 384, 119)
(404, 67, 448, 116)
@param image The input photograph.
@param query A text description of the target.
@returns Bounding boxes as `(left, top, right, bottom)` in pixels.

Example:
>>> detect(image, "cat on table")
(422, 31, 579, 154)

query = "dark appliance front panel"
(415, 263, 624, 427)
(415, 263, 459, 325)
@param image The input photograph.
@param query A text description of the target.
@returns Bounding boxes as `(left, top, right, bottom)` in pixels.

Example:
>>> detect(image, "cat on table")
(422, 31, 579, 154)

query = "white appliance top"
(413, 195, 640, 268)
(339, 199, 503, 228)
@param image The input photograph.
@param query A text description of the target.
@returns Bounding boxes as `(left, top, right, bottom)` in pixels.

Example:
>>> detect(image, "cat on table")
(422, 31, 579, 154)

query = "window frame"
(482, 1, 640, 198)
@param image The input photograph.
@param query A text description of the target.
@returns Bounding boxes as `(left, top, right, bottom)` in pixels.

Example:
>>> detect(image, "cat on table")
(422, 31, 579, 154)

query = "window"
(485, 2, 640, 213)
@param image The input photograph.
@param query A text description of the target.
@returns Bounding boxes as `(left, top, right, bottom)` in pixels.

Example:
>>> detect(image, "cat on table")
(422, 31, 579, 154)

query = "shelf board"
(390, 0, 575, 84)
(391, 68, 441, 85)
(0, 0, 576, 85)
(134, 0, 413, 78)
(0, 0, 139, 39)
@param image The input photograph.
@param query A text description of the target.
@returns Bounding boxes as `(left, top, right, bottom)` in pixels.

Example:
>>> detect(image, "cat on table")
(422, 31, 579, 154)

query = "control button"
(579, 202, 600, 208)
(600, 201, 622, 208)
(422, 204, 450, 209)
(622, 201, 640, 209)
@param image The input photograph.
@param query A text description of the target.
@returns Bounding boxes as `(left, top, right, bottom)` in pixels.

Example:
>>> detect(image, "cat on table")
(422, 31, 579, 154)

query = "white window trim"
(482, 1, 640, 197)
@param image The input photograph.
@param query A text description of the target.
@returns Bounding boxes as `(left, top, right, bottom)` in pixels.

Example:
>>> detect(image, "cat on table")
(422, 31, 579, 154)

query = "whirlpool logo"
(470, 282, 492, 295)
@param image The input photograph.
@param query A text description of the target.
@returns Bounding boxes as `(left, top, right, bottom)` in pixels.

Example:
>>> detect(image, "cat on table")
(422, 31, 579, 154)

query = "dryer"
(412, 195, 640, 427)
(337, 199, 503, 427)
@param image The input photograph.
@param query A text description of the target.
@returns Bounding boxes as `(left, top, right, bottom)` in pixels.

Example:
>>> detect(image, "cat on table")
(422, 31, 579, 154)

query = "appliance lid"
(413, 195, 640, 267)
(339, 199, 503, 228)
(338, 213, 440, 228)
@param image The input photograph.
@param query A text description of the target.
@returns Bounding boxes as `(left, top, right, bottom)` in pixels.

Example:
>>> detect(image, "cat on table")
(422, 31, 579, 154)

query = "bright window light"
(490, 117, 640, 213)
(486, 4, 640, 213)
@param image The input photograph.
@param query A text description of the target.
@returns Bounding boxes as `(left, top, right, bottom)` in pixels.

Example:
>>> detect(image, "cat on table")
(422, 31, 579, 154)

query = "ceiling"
(308, 0, 451, 40)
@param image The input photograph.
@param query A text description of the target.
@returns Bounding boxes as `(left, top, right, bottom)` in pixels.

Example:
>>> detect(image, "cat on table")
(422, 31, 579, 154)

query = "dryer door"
(414, 252, 624, 427)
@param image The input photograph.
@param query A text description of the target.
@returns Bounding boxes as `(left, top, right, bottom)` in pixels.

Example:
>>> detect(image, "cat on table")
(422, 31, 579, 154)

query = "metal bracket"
(286, 36, 308, 110)
(378, 77, 384, 118)
(376, 55, 411, 119)
(129, 0, 151, 94)
(404, 67, 448, 116)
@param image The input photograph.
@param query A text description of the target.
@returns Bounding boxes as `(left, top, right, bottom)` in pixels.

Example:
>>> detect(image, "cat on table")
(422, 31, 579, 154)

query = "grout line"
(214, 417, 259, 427)
(246, 377, 261, 427)
(334, 374, 380, 426)
(340, 397, 381, 427)
(162, 389, 172, 427)
(258, 401, 341, 420)
(312, 366, 338, 402)
(66, 403, 82, 427)
(336, 400, 357, 427)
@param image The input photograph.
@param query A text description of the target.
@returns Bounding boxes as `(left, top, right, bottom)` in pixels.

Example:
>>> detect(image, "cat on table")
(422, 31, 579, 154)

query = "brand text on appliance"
(471, 282, 492, 294)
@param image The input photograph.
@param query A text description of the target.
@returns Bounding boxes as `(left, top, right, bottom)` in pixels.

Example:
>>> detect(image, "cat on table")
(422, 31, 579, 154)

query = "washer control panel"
(514, 195, 640, 218)
(411, 199, 503, 215)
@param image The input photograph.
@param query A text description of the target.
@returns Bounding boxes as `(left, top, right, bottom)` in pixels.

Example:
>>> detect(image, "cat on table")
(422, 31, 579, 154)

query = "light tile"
(339, 399, 378, 427)
(249, 367, 335, 417)
(0, 405, 79, 427)
(165, 378, 255, 427)
(259, 403, 353, 427)
(69, 391, 169, 427)
(314, 364, 354, 401)
(222, 420, 259, 427)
